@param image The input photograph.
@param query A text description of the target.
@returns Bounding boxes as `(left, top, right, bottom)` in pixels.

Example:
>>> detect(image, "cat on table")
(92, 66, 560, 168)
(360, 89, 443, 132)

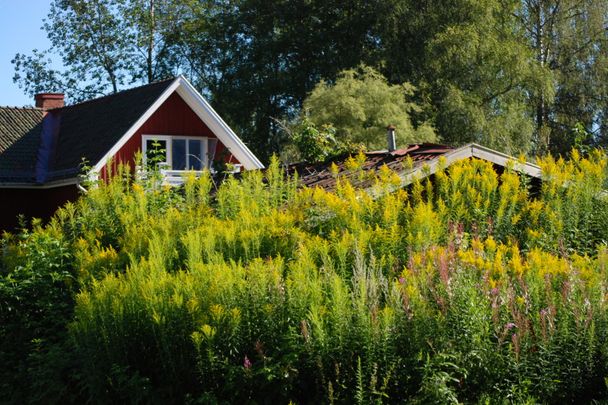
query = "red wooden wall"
(101, 92, 239, 177)
(0, 185, 79, 231)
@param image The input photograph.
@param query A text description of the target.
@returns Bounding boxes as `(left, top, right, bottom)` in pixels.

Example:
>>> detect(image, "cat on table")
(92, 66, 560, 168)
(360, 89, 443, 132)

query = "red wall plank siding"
(0, 185, 79, 231)
(101, 92, 239, 177)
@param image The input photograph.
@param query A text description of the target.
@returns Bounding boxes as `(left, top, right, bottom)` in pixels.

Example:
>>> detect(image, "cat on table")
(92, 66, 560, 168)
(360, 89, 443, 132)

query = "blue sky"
(0, 1, 55, 107)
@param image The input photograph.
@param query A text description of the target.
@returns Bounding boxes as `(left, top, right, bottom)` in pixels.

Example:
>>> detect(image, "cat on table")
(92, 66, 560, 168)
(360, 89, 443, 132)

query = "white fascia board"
(368, 145, 474, 198)
(406, 145, 473, 182)
(399, 144, 474, 185)
(367, 143, 543, 198)
(470, 143, 542, 178)
(0, 177, 79, 189)
(92, 78, 182, 172)
(397, 143, 542, 185)
(175, 76, 264, 170)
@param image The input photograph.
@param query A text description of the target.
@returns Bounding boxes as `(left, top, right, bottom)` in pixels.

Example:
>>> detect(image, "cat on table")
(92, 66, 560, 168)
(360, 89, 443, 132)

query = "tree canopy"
(13, 0, 189, 100)
(12, 0, 608, 159)
(303, 65, 436, 150)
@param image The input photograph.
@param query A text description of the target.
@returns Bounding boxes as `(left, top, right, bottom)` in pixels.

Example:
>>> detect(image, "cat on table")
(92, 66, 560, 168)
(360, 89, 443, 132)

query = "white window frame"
(142, 135, 209, 171)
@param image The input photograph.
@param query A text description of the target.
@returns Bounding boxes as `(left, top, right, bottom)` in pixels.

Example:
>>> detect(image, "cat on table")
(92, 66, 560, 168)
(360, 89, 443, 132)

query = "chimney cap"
(35, 92, 65, 97)
(35, 93, 65, 110)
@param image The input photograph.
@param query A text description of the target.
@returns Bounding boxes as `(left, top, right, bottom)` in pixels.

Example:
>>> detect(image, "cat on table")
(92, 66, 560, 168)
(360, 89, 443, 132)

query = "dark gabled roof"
(0, 107, 44, 182)
(0, 78, 176, 184)
(47, 77, 175, 181)
(288, 143, 542, 194)
(0, 107, 43, 153)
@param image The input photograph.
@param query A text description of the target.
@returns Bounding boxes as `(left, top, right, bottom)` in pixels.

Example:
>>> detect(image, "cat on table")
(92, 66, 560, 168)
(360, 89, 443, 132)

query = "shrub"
(2, 151, 608, 402)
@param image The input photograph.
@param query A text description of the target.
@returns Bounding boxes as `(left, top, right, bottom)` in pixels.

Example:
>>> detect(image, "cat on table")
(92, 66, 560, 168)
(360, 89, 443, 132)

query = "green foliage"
(145, 139, 168, 171)
(179, 0, 388, 162)
(516, 0, 608, 154)
(13, 0, 190, 100)
(304, 65, 437, 150)
(421, 0, 552, 155)
(0, 225, 79, 403)
(282, 118, 353, 163)
(2, 152, 608, 402)
(13, 0, 608, 159)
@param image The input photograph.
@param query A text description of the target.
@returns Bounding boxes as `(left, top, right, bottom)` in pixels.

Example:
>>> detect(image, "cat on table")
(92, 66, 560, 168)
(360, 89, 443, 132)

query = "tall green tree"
(118, 0, 190, 84)
(377, 0, 553, 154)
(427, 0, 554, 154)
(178, 0, 385, 161)
(515, 0, 608, 154)
(13, 0, 608, 158)
(12, 0, 190, 101)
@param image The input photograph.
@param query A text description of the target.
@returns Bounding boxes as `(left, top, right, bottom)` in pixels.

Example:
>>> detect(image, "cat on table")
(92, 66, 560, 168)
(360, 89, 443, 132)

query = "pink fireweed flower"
(243, 355, 252, 369)
(398, 277, 405, 284)
(491, 287, 499, 296)
(505, 322, 516, 330)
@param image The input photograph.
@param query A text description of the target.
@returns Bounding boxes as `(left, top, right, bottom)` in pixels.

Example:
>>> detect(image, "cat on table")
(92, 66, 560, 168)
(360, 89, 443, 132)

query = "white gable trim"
(92, 76, 264, 172)
(470, 144, 541, 178)
(174, 76, 264, 170)
(397, 143, 542, 183)
(368, 143, 542, 198)
(92, 78, 181, 172)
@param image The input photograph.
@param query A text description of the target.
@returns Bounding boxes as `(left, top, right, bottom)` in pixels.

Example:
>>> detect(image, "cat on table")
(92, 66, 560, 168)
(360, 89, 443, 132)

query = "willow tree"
(303, 65, 437, 150)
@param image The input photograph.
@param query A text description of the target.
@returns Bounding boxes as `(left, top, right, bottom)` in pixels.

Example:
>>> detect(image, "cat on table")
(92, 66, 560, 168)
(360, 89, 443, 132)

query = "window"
(142, 135, 218, 171)
(144, 138, 168, 168)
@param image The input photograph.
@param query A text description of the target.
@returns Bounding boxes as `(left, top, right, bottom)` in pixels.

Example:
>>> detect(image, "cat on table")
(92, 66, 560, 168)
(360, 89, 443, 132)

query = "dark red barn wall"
(101, 92, 240, 177)
(0, 185, 79, 232)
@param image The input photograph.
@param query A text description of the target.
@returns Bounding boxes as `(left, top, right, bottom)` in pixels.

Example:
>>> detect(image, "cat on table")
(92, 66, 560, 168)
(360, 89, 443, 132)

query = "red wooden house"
(0, 76, 263, 230)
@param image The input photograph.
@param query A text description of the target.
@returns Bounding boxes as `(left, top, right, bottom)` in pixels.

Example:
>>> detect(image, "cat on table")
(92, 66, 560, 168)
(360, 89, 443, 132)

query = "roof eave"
(469, 143, 541, 178)
(0, 177, 78, 189)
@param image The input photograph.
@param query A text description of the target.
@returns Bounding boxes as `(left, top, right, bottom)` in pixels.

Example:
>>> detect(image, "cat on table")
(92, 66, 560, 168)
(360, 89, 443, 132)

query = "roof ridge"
(49, 76, 178, 111)
(0, 106, 42, 111)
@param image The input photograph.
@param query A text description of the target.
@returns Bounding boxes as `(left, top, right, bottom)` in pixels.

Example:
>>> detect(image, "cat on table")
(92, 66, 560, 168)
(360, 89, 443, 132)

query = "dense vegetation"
(2, 152, 608, 403)
(12, 0, 608, 159)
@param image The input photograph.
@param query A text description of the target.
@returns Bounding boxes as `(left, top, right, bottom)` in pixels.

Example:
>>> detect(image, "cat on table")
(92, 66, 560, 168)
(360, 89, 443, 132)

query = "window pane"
(188, 139, 203, 170)
(207, 139, 218, 168)
(172, 139, 186, 170)
(145, 139, 167, 168)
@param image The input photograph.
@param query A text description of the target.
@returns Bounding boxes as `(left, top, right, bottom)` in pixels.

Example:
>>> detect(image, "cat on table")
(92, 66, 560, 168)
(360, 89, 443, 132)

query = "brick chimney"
(35, 93, 64, 111)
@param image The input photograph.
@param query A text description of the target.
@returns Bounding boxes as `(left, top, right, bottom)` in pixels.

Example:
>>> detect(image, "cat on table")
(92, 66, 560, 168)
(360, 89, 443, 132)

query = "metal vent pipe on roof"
(386, 125, 396, 152)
